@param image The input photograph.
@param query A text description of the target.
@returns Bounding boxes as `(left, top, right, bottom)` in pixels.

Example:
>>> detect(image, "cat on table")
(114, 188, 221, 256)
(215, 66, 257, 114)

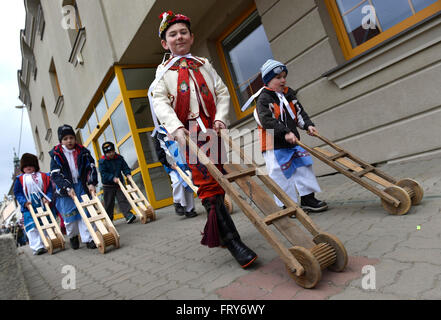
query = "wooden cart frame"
(297, 134, 424, 215)
(117, 176, 156, 224)
(73, 194, 120, 254)
(28, 203, 65, 254)
(185, 132, 348, 289)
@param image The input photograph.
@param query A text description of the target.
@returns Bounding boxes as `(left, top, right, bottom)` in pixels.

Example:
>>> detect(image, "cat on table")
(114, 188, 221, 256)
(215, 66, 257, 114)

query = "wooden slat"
(81, 195, 108, 236)
(223, 168, 256, 182)
(330, 151, 348, 161)
(263, 207, 297, 226)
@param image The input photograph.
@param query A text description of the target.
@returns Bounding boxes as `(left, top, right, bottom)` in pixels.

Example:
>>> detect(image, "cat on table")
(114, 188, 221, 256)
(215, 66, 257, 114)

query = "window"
(217, 6, 274, 119)
(35, 128, 44, 160)
(110, 102, 130, 143)
(49, 59, 62, 99)
(325, 0, 441, 60)
(41, 99, 52, 142)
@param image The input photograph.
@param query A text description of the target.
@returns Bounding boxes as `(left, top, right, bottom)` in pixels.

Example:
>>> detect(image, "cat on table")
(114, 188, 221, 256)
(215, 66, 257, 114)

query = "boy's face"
(161, 23, 194, 56)
(23, 166, 36, 174)
(267, 71, 287, 93)
(61, 135, 76, 150)
(105, 150, 116, 159)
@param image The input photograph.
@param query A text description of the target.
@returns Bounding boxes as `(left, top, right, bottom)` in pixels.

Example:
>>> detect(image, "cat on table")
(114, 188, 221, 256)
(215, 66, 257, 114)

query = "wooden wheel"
(147, 207, 156, 221)
(46, 236, 53, 255)
(224, 194, 233, 215)
(56, 233, 65, 251)
(109, 226, 120, 249)
(396, 179, 424, 206)
(140, 210, 148, 224)
(96, 231, 106, 254)
(286, 246, 322, 289)
(381, 185, 412, 215)
(313, 232, 348, 272)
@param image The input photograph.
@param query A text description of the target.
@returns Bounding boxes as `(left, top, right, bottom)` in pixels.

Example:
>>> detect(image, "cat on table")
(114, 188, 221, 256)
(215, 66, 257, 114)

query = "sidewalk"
(16, 154, 441, 300)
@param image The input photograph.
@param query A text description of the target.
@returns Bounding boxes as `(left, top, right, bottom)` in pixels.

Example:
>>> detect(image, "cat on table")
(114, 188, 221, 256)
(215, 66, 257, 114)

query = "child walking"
(98, 142, 136, 224)
(253, 59, 328, 213)
(13, 153, 53, 255)
(49, 124, 98, 249)
(150, 11, 257, 268)
(154, 126, 197, 218)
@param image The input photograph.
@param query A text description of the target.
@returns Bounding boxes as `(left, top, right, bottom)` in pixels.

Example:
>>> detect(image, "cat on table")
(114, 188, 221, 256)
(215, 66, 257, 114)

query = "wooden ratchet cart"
(117, 176, 156, 224)
(73, 194, 120, 254)
(296, 133, 424, 216)
(186, 132, 348, 289)
(174, 166, 234, 215)
(28, 203, 65, 254)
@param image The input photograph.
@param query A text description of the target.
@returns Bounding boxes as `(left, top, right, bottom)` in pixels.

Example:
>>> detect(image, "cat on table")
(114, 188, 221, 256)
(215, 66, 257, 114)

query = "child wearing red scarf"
(150, 11, 257, 269)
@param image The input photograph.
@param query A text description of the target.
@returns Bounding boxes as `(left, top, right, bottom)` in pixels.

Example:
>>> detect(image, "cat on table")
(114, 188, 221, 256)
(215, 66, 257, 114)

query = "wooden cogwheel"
(396, 178, 424, 206)
(313, 232, 348, 272)
(381, 185, 412, 215)
(286, 246, 322, 289)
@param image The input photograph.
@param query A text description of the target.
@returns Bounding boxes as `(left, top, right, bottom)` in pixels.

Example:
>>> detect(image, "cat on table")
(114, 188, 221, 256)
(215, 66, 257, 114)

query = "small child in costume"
(154, 126, 197, 218)
(150, 11, 257, 268)
(49, 125, 98, 250)
(13, 153, 53, 255)
(98, 141, 136, 224)
(252, 59, 328, 213)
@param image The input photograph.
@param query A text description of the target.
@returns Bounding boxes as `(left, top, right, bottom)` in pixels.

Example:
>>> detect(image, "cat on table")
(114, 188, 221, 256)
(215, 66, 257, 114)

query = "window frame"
(216, 3, 268, 120)
(325, 0, 441, 60)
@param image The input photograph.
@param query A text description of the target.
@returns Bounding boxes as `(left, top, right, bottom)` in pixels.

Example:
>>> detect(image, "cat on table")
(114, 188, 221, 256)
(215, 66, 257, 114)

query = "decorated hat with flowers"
(158, 11, 191, 39)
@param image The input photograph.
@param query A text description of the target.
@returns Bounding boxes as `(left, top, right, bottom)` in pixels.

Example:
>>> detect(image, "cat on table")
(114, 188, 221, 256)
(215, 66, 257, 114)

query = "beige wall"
(254, 0, 441, 175)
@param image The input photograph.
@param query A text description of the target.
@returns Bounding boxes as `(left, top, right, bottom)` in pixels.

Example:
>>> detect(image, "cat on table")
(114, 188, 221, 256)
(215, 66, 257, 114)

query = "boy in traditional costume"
(249, 59, 327, 213)
(49, 125, 98, 250)
(98, 141, 137, 223)
(13, 153, 53, 255)
(150, 11, 257, 268)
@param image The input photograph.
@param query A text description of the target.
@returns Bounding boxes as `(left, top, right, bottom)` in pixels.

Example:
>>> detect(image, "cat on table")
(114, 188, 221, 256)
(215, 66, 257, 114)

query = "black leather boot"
(214, 195, 258, 268)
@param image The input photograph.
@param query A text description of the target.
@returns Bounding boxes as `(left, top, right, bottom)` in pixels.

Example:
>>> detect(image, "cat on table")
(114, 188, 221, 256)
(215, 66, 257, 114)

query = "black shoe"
(86, 241, 97, 249)
(70, 236, 80, 250)
(174, 203, 185, 216)
(226, 239, 258, 268)
(185, 209, 198, 218)
(34, 247, 47, 255)
(127, 214, 136, 224)
(301, 193, 328, 212)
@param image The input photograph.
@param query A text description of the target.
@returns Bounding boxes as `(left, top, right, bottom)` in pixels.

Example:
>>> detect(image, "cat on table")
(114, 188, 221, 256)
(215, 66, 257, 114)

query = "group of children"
(15, 11, 327, 270)
(14, 125, 137, 255)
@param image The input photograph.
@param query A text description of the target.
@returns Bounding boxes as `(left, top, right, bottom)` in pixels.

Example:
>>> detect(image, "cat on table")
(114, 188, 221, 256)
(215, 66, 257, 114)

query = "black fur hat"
(20, 153, 40, 173)
(102, 141, 115, 154)
(57, 124, 76, 142)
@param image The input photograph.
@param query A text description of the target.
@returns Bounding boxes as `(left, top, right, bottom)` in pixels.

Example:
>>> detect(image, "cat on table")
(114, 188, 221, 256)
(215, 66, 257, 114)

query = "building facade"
(18, 0, 441, 212)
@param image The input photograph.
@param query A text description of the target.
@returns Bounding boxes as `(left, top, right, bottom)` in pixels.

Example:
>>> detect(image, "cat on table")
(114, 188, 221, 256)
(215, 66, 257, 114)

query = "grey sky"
(0, 1, 35, 197)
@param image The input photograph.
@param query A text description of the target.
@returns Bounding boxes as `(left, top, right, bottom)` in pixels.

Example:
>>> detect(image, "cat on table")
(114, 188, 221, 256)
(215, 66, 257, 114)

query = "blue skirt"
(55, 182, 90, 224)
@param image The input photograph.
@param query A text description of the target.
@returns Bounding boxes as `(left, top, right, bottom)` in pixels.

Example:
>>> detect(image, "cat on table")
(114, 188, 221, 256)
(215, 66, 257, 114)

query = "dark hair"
(160, 20, 192, 40)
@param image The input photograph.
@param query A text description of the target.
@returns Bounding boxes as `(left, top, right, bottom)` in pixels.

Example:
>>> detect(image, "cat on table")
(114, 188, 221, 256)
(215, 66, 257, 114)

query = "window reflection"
(222, 12, 273, 108)
(118, 137, 138, 171)
(139, 132, 159, 165)
(148, 166, 172, 201)
(111, 102, 130, 143)
(105, 76, 120, 107)
(123, 68, 156, 91)
(130, 97, 154, 129)
(95, 96, 107, 121)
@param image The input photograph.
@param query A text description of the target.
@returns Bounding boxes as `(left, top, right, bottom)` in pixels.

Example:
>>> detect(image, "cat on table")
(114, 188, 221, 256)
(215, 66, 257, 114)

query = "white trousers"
(170, 171, 195, 212)
(65, 218, 93, 243)
(264, 150, 321, 207)
(26, 228, 45, 252)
